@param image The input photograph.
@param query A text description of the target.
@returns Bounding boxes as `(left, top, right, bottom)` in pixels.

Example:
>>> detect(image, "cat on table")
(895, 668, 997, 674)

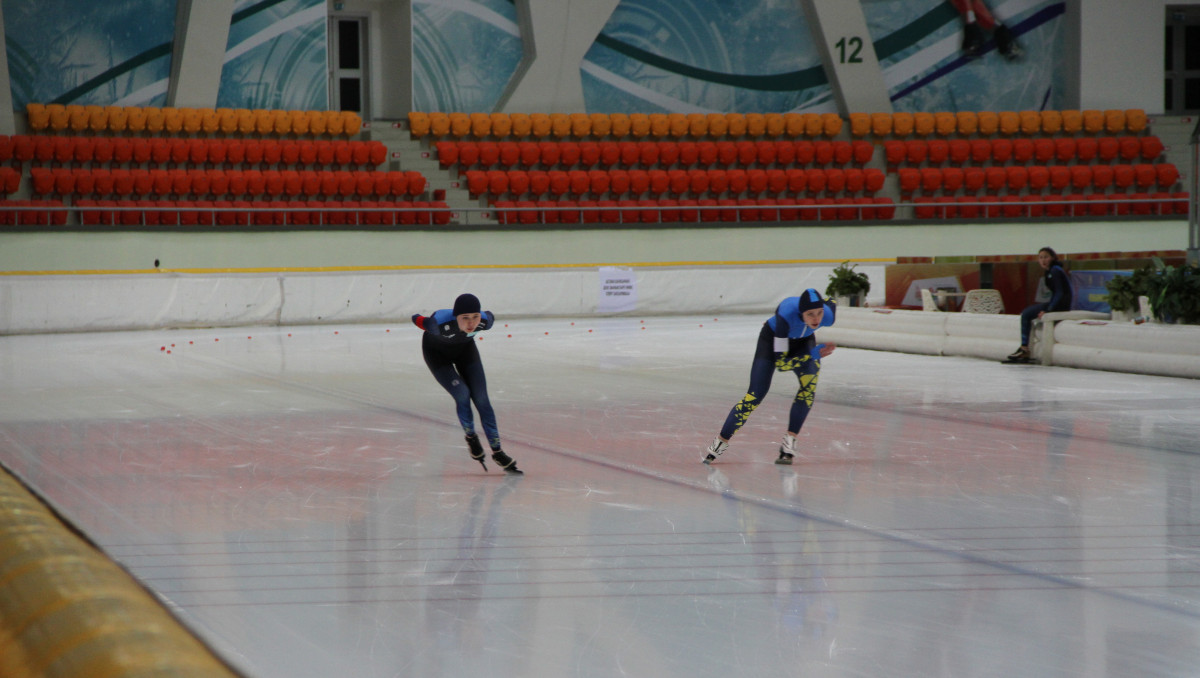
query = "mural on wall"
(398, 0, 1064, 115)
(581, 0, 831, 114)
(2, 0, 177, 108)
(411, 0, 524, 113)
(865, 0, 1067, 112)
(218, 0, 327, 110)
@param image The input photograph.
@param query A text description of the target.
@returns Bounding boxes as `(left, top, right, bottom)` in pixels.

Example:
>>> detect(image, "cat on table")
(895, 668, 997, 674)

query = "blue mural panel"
(864, 0, 1068, 112)
(581, 0, 830, 114)
(218, 0, 327, 110)
(411, 0, 523, 113)
(3, 0, 176, 108)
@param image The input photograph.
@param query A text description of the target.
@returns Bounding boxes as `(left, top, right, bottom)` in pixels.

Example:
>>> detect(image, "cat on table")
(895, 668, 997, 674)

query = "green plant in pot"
(1147, 264, 1200, 324)
(1104, 265, 1156, 320)
(826, 261, 870, 307)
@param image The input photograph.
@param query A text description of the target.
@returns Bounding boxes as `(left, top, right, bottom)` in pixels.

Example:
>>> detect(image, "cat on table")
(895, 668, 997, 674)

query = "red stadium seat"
(897, 168, 920, 194)
(1005, 166, 1028, 192)
(926, 139, 948, 165)
(1133, 164, 1157, 189)
(527, 170, 550, 197)
(1069, 165, 1093, 190)
(1140, 136, 1165, 161)
(1027, 166, 1050, 192)
(920, 167, 943, 193)
(963, 167, 986, 194)
(1156, 163, 1180, 188)
(948, 139, 970, 165)
(883, 140, 905, 167)
(941, 167, 964, 193)
(1075, 138, 1098, 163)
(985, 167, 1006, 192)
(1033, 138, 1055, 164)
(990, 139, 1012, 164)
(1054, 138, 1076, 164)
(969, 139, 991, 164)
(1048, 166, 1071, 191)
(904, 139, 927, 166)
(1011, 138, 1034, 165)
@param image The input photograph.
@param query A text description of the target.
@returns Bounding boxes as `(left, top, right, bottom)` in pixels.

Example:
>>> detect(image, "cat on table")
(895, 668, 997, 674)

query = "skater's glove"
(774, 352, 809, 372)
(411, 314, 426, 329)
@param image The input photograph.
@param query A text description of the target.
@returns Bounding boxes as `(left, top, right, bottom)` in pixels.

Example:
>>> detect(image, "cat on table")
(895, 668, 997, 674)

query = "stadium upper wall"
(0, 0, 1185, 120)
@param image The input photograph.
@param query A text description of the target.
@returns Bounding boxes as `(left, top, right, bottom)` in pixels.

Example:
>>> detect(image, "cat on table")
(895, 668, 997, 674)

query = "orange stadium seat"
(1036, 110, 1060, 135)
(998, 111, 1020, 135)
(1019, 110, 1040, 135)
(26, 103, 49, 131)
(870, 112, 892, 137)
(976, 111, 998, 135)
(744, 113, 766, 136)
(913, 112, 935, 136)
(1082, 110, 1104, 134)
(848, 113, 870, 137)
(1104, 109, 1125, 134)
(933, 111, 956, 136)
(1125, 109, 1148, 134)
(1060, 110, 1082, 134)
(891, 112, 914, 137)
(955, 111, 978, 136)
(722, 113, 745, 137)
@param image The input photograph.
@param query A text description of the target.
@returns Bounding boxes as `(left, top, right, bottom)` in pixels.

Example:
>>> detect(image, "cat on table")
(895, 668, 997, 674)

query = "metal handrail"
(0, 196, 1186, 228)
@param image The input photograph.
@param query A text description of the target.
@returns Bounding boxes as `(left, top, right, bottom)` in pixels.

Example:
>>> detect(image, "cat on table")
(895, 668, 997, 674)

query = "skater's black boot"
(993, 24, 1023, 61)
(961, 21, 986, 59)
(465, 433, 488, 470)
(492, 449, 523, 475)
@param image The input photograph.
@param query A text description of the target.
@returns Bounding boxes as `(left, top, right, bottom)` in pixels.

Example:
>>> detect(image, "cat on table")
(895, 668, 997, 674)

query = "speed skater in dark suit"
(412, 293, 522, 474)
(705, 288, 836, 465)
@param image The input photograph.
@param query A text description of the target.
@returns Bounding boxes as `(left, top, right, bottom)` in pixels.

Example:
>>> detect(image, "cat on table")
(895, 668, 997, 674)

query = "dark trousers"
(720, 324, 821, 440)
(422, 336, 500, 450)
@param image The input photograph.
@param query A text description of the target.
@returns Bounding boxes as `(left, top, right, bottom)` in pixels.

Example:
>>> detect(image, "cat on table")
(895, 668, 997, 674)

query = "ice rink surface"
(2, 313, 1200, 678)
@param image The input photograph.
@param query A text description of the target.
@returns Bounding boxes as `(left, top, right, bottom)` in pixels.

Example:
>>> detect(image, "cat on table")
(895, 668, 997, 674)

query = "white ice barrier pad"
(0, 264, 887, 334)
(1051, 320, 1200, 379)
(0, 274, 281, 334)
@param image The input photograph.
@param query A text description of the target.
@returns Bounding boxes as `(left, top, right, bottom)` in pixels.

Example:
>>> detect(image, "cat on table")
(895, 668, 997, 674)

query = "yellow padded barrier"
(0, 469, 236, 678)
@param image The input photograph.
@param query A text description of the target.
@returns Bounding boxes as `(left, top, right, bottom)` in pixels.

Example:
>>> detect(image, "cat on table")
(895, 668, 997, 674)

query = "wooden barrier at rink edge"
(0, 468, 237, 678)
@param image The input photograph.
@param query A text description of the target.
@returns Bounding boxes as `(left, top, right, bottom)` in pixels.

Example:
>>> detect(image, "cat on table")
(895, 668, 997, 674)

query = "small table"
(934, 289, 966, 312)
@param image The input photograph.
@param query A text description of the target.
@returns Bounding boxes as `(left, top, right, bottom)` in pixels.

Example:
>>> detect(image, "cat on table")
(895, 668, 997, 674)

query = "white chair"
(920, 288, 939, 312)
(962, 289, 1004, 314)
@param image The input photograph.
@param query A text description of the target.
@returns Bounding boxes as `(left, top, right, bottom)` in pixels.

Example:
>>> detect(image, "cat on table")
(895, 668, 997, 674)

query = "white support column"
(797, 0, 892, 115)
(498, 0, 621, 113)
(168, 0, 236, 108)
(0, 8, 15, 134)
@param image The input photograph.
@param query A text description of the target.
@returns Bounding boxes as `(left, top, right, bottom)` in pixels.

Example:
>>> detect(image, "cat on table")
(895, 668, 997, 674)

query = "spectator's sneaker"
(994, 24, 1023, 61)
(703, 438, 729, 465)
(1006, 346, 1031, 363)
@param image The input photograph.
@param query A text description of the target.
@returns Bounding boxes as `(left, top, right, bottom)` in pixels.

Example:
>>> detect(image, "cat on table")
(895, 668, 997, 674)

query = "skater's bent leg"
(457, 358, 501, 450)
(427, 363, 477, 434)
(787, 356, 821, 435)
(719, 357, 775, 440)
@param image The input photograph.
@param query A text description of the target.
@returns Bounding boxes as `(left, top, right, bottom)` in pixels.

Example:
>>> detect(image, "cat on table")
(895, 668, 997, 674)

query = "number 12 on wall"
(835, 36, 864, 64)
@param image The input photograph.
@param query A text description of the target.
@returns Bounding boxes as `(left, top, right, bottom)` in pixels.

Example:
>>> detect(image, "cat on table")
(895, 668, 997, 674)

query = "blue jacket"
(412, 308, 495, 345)
(767, 296, 837, 340)
(1044, 263, 1072, 312)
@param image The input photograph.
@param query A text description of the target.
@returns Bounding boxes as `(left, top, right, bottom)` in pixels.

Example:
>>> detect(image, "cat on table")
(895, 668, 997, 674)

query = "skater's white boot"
(703, 438, 728, 465)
